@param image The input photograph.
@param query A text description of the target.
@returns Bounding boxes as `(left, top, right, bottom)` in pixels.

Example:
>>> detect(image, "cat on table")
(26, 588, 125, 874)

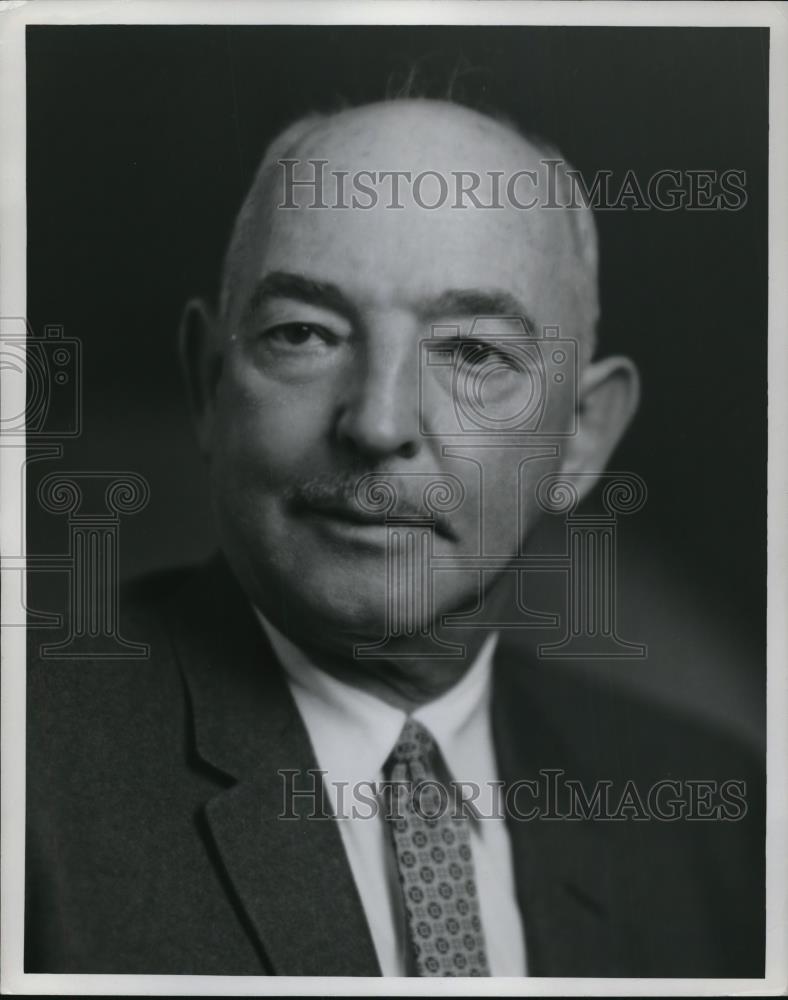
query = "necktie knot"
(391, 718, 434, 766)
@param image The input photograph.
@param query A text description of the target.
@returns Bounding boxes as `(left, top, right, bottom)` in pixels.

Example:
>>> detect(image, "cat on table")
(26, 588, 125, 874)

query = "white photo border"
(1, 1, 785, 996)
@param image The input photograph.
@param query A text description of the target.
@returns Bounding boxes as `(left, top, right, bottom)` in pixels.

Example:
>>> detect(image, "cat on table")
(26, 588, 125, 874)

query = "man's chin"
(286, 581, 394, 645)
(221, 532, 481, 653)
(240, 561, 386, 640)
(254, 572, 458, 654)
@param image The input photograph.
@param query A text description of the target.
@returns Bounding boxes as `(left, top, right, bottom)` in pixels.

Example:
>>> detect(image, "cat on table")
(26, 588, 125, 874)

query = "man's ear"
(560, 355, 640, 502)
(178, 299, 223, 457)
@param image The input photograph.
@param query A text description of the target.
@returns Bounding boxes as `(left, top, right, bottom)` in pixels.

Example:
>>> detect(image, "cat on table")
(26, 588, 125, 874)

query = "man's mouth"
(293, 497, 457, 541)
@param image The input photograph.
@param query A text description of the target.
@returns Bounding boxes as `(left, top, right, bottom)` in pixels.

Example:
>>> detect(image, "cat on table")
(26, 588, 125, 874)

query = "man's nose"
(335, 330, 422, 461)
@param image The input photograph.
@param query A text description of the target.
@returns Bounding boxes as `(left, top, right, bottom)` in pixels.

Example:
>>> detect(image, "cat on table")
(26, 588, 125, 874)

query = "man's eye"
(461, 340, 524, 371)
(261, 322, 331, 347)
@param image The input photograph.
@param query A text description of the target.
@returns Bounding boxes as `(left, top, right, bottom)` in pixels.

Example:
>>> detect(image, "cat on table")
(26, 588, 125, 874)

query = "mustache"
(284, 473, 459, 540)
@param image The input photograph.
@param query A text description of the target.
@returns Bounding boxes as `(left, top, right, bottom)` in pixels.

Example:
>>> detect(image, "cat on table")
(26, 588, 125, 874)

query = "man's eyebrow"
(424, 288, 536, 332)
(240, 272, 536, 332)
(241, 270, 356, 323)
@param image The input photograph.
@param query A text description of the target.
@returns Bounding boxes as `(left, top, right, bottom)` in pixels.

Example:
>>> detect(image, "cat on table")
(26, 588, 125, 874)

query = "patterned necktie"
(384, 717, 490, 976)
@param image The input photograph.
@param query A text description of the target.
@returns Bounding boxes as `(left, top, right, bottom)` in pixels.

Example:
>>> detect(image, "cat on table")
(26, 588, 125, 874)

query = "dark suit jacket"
(25, 556, 765, 976)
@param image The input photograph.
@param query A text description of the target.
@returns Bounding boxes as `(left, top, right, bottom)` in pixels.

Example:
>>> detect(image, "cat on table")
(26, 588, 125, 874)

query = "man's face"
(204, 102, 593, 649)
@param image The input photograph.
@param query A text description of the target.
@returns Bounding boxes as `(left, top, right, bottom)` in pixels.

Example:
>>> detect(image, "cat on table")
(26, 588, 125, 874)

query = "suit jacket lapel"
(492, 636, 630, 977)
(166, 557, 632, 976)
(166, 557, 381, 976)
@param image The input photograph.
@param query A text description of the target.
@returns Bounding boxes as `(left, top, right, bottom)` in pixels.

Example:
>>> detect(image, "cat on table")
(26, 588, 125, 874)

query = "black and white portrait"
(1, 3, 784, 995)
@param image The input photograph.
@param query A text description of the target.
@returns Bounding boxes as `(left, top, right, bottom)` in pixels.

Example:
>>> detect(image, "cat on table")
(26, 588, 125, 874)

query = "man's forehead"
(257, 198, 564, 319)
(251, 108, 569, 298)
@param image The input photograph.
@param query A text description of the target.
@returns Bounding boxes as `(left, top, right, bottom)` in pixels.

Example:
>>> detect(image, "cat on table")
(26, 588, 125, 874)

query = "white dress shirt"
(256, 613, 528, 977)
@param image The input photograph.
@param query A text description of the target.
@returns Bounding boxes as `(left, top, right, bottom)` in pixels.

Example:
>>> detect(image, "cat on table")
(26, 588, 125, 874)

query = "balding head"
(219, 98, 599, 358)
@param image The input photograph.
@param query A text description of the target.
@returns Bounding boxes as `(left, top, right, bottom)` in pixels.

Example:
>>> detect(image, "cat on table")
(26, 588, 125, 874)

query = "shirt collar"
(255, 609, 499, 796)
(413, 632, 498, 792)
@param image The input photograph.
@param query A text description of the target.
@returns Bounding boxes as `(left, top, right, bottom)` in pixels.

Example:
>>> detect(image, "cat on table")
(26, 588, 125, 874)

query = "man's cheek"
(217, 393, 330, 479)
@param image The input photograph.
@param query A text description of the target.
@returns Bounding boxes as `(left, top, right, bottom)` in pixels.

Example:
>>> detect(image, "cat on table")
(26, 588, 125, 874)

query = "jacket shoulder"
(25, 563, 204, 790)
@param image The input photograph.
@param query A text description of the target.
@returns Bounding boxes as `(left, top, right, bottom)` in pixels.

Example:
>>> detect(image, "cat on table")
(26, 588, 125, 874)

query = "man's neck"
(293, 631, 495, 712)
(256, 580, 510, 712)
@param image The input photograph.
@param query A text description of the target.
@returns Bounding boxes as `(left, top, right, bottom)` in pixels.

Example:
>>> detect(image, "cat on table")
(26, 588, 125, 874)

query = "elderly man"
(25, 98, 763, 977)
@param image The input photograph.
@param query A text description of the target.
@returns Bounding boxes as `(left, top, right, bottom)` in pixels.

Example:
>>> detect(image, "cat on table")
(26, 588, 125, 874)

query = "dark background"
(25, 25, 768, 746)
